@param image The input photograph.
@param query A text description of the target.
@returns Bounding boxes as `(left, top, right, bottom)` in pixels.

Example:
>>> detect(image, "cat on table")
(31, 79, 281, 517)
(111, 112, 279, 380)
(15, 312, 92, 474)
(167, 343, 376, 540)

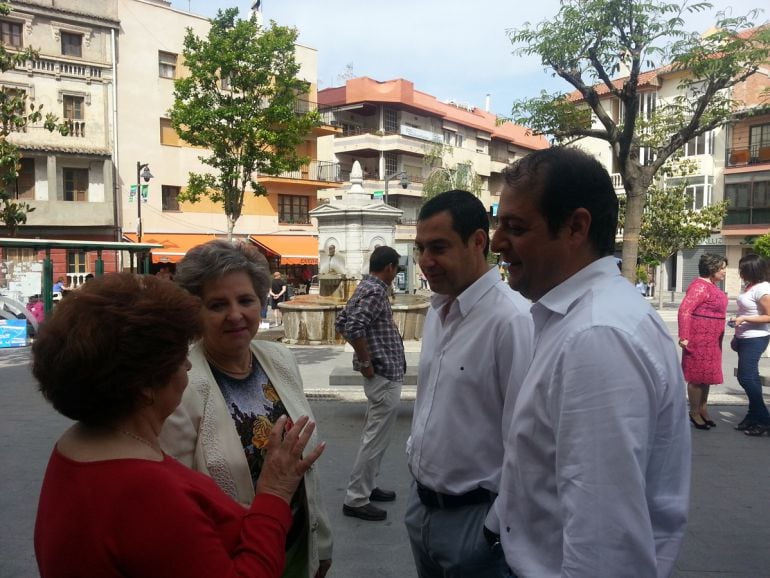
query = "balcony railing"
(265, 160, 342, 182)
(611, 173, 624, 190)
(294, 98, 337, 126)
(21, 57, 104, 80)
(64, 120, 86, 137)
(726, 145, 770, 167)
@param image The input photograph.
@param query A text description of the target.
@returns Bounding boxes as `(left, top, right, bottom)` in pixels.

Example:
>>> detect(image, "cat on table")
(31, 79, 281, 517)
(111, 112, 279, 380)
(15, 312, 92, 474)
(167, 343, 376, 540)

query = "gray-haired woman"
(160, 240, 333, 578)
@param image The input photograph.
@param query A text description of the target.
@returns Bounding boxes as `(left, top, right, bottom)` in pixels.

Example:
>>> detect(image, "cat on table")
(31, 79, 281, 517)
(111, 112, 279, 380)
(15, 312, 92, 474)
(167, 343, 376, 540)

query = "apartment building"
(720, 68, 770, 296)
(2, 0, 121, 282)
(316, 77, 548, 261)
(567, 63, 743, 293)
(115, 0, 341, 277)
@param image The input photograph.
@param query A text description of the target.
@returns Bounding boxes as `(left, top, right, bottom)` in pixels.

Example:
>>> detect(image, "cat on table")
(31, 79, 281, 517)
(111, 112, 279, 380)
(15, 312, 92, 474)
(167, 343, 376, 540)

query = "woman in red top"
(32, 273, 324, 578)
(677, 253, 728, 430)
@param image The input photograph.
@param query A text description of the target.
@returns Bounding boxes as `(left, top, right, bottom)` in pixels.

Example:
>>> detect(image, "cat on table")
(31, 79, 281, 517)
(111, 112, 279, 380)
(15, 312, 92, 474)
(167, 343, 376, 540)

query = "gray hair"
(175, 240, 271, 306)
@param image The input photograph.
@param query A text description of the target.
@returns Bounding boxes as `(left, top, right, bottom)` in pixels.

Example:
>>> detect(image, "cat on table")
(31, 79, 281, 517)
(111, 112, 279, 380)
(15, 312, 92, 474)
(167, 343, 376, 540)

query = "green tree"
(0, 2, 59, 235)
(507, 0, 770, 281)
(421, 143, 483, 202)
(752, 232, 770, 257)
(170, 8, 320, 239)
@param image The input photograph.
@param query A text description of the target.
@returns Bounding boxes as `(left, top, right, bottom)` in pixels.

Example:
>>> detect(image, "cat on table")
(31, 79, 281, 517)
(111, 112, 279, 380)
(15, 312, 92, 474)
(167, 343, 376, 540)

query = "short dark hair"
(698, 253, 727, 277)
(502, 147, 618, 256)
(739, 253, 768, 285)
(175, 240, 271, 307)
(417, 189, 490, 256)
(370, 245, 400, 273)
(32, 273, 202, 427)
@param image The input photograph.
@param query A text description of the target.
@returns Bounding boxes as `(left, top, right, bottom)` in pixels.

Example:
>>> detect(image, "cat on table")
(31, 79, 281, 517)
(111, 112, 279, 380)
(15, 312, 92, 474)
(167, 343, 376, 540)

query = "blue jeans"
(736, 335, 770, 424)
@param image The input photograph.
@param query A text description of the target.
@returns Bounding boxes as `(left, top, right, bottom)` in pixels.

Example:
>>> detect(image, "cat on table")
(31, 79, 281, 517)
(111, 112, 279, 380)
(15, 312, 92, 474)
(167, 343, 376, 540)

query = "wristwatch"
(360, 360, 372, 368)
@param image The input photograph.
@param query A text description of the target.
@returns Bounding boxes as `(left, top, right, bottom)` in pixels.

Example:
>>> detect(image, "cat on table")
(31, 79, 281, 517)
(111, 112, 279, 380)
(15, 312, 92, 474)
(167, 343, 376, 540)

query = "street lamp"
(383, 170, 409, 206)
(135, 161, 153, 243)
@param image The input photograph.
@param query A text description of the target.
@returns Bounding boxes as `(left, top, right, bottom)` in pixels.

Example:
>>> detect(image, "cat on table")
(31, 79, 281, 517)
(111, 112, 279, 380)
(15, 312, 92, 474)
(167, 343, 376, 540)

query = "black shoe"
(343, 503, 387, 521)
(689, 413, 710, 430)
(744, 423, 770, 437)
(700, 414, 717, 428)
(735, 418, 758, 431)
(370, 487, 396, 502)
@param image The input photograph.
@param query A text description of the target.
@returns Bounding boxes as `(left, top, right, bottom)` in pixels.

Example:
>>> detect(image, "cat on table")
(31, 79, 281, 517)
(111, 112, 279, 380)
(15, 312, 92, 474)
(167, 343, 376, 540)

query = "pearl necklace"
(118, 429, 163, 455)
(205, 351, 254, 378)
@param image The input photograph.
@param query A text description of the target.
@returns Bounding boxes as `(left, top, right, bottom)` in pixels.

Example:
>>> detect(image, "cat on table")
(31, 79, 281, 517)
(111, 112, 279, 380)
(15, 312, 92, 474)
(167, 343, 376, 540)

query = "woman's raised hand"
(256, 415, 325, 504)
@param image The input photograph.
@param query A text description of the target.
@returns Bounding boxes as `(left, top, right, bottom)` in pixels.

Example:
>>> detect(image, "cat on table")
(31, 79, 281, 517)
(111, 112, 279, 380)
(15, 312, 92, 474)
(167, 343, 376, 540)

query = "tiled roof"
(17, 143, 112, 157)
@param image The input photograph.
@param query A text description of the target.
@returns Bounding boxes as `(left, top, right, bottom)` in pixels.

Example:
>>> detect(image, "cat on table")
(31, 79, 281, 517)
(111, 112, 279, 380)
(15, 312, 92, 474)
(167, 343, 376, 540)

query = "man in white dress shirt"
(487, 147, 690, 578)
(406, 189, 533, 577)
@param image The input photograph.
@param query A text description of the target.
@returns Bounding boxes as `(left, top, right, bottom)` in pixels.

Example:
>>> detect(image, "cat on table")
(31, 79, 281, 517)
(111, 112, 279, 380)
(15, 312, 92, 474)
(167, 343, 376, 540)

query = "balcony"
(260, 160, 342, 183)
(294, 98, 340, 134)
(64, 120, 86, 138)
(18, 57, 106, 81)
(726, 145, 770, 168)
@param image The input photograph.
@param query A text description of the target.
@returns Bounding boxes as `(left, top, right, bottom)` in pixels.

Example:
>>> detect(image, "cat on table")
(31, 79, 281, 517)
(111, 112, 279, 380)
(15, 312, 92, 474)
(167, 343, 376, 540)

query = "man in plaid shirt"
(336, 245, 406, 521)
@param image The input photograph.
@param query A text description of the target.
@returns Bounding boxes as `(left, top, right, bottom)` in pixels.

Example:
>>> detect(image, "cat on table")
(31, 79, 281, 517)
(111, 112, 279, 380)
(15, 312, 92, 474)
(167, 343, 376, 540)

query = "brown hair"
(32, 273, 202, 427)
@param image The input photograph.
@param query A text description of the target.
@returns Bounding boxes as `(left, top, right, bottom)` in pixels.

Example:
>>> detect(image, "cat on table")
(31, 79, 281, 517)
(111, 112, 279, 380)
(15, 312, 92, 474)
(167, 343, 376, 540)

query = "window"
(383, 108, 398, 133)
(278, 195, 309, 224)
(455, 132, 464, 148)
(63, 168, 88, 202)
(384, 152, 398, 176)
(61, 32, 82, 57)
(667, 175, 712, 210)
(67, 250, 87, 274)
(476, 138, 488, 154)
(8, 158, 35, 200)
(159, 51, 177, 79)
(63, 95, 84, 120)
(162, 185, 180, 211)
(159, 118, 180, 146)
(725, 179, 770, 225)
(1, 20, 22, 48)
(750, 123, 770, 159)
(684, 132, 713, 157)
(2, 87, 26, 129)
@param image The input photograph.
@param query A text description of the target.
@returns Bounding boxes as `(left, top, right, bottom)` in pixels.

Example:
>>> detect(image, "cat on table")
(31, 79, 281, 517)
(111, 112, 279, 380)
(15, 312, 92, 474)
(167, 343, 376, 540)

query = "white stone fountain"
(279, 161, 429, 344)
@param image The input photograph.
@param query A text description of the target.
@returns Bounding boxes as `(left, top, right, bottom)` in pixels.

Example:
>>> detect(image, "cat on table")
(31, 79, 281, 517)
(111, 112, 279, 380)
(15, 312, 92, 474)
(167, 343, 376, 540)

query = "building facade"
(2, 0, 120, 284)
(115, 0, 341, 281)
(316, 77, 547, 287)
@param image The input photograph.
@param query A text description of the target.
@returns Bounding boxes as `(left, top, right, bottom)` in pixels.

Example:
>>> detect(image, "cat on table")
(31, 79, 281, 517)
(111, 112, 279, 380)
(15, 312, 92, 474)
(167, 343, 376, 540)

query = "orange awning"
(123, 233, 220, 263)
(249, 234, 318, 265)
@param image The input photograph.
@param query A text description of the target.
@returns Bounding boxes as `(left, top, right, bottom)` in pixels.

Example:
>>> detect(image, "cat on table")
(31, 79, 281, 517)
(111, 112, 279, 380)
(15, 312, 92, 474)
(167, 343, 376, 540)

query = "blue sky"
(170, 1, 767, 117)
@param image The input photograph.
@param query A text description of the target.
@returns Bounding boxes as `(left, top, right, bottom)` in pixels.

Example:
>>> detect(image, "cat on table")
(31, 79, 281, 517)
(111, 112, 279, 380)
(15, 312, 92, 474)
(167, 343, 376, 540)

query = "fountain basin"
(279, 293, 430, 345)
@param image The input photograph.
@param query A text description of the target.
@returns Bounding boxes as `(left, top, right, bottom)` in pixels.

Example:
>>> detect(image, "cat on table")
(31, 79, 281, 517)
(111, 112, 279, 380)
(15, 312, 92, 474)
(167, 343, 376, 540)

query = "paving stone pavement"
(2, 305, 770, 577)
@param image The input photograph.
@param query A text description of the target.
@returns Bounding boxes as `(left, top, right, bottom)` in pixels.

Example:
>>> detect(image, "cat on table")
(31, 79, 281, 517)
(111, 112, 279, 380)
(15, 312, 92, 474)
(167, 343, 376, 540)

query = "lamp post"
(135, 161, 153, 242)
(383, 170, 409, 206)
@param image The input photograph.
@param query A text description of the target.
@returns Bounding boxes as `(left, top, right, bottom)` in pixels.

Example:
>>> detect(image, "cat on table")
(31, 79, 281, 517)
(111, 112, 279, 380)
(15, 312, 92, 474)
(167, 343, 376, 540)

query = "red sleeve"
(118, 467, 292, 578)
(677, 280, 709, 340)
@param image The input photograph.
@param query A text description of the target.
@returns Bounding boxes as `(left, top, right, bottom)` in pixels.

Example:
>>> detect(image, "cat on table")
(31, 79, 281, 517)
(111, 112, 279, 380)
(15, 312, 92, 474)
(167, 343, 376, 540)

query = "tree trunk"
(226, 215, 236, 243)
(621, 185, 646, 282)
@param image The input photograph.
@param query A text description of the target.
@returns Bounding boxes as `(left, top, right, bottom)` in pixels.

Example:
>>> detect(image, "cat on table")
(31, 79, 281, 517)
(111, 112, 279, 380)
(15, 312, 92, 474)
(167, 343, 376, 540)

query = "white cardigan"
(160, 339, 333, 577)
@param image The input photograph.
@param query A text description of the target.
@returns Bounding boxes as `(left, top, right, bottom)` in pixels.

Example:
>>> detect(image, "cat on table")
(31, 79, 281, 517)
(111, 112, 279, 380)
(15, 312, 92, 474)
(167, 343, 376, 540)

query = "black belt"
(416, 482, 494, 509)
(691, 313, 726, 320)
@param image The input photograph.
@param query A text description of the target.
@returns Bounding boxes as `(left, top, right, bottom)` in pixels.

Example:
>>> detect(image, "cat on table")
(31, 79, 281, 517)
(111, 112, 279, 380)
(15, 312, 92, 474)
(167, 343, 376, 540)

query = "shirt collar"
(430, 266, 500, 317)
(364, 274, 388, 290)
(534, 256, 620, 316)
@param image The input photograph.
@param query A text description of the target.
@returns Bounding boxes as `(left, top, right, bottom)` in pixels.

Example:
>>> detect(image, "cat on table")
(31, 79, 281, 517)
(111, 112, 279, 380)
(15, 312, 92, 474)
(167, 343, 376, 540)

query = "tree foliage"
(0, 2, 59, 235)
(421, 143, 483, 202)
(507, 0, 770, 280)
(170, 8, 320, 239)
(619, 157, 727, 265)
(752, 232, 770, 257)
